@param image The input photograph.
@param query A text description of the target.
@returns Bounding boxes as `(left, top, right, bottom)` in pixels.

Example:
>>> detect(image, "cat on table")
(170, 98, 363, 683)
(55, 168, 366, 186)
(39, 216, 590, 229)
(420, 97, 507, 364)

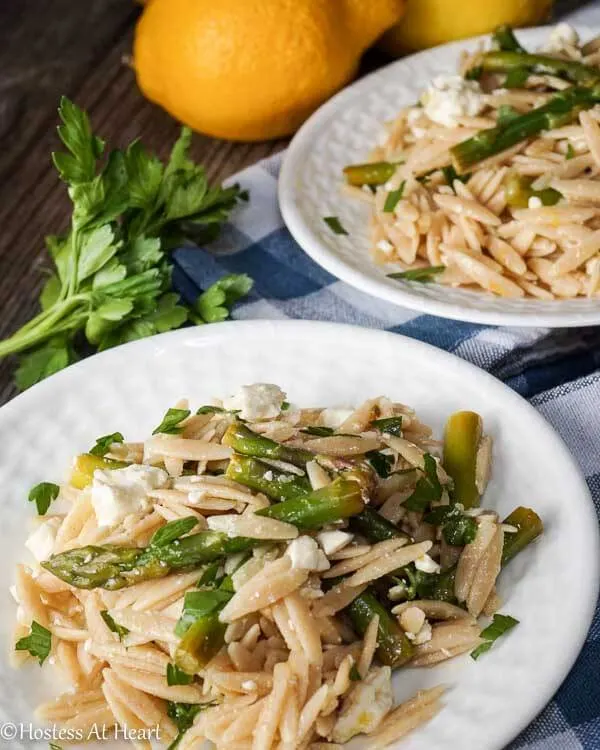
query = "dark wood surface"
(0, 0, 592, 405)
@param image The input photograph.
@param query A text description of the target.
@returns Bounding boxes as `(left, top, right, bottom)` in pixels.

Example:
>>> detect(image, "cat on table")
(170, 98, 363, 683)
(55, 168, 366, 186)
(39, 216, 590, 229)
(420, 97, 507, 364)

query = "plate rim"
(1, 319, 598, 749)
(278, 25, 600, 328)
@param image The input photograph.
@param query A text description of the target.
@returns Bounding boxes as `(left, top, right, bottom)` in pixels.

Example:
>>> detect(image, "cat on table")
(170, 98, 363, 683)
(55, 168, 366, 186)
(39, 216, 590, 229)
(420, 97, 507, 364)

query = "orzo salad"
(13, 383, 542, 749)
(342, 23, 600, 300)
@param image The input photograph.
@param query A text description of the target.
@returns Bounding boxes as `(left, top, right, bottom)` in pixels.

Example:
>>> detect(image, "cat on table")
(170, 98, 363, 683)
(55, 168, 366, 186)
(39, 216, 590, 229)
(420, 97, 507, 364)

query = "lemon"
(134, 0, 406, 142)
(380, 0, 553, 55)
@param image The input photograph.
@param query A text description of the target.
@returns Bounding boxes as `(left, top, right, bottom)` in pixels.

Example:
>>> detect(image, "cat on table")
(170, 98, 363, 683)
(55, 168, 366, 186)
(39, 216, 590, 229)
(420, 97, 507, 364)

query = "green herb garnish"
(301, 426, 335, 437)
(28, 482, 60, 516)
(388, 266, 445, 283)
(471, 614, 519, 660)
(89, 432, 124, 457)
(349, 664, 362, 681)
(167, 663, 194, 686)
(565, 143, 576, 160)
(403, 454, 443, 512)
(15, 621, 52, 665)
(323, 216, 349, 235)
(371, 416, 403, 437)
(383, 181, 406, 213)
(0, 98, 250, 391)
(153, 408, 191, 435)
(504, 67, 529, 88)
(366, 450, 394, 478)
(100, 610, 129, 641)
(424, 505, 477, 546)
(166, 701, 216, 750)
(441, 165, 471, 190)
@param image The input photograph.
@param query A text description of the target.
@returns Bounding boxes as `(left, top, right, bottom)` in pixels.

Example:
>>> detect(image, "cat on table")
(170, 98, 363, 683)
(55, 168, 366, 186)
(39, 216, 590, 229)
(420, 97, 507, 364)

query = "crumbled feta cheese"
(286, 536, 330, 572)
(376, 239, 395, 254)
(407, 107, 423, 125)
(25, 517, 61, 562)
(320, 408, 354, 429)
(528, 196, 543, 209)
(263, 470, 274, 481)
(413, 620, 433, 645)
(241, 680, 257, 691)
(332, 666, 394, 743)
(317, 530, 353, 556)
(543, 23, 580, 53)
(414, 553, 441, 574)
(91, 464, 169, 527)
(222, 383, 286, 421)
(421, 75, 486, 127)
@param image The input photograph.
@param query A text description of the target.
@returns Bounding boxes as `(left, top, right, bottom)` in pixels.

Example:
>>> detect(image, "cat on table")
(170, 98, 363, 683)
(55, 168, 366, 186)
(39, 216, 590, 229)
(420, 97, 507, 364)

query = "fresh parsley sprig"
(0, 98, 252, 390)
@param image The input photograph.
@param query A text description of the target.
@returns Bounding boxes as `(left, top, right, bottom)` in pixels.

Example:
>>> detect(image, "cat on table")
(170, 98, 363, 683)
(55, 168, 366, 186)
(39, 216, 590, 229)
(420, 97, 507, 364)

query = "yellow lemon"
(381, 0, 553, 55)
(134, 0, 406, 142)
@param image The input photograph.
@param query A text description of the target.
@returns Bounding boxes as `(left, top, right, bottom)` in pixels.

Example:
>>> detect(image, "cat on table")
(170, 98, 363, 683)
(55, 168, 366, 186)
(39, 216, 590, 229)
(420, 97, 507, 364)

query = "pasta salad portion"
(13, 383, 543, 749)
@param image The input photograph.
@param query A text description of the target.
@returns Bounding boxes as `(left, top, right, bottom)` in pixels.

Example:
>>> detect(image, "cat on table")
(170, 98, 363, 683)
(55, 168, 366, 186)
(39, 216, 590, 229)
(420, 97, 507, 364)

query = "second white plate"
(279, 25, 600, 327)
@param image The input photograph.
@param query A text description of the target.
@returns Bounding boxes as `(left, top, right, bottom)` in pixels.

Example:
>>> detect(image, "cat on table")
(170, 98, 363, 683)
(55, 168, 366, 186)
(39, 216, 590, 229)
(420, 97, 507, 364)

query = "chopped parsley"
(152, 407, 191, 435)
(388, 266, 445, 283)
(28, 482, 60, 516)
(323, 216, 349, 235)
(89, 431, 124, 457)
(383, 181, 406, 213)
(471, 614, 519, 660)
(15, 621, 52, 665)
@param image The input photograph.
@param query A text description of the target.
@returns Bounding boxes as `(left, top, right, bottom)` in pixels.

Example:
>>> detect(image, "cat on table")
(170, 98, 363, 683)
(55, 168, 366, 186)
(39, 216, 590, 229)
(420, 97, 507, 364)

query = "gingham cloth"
(171, 149, 600, 749)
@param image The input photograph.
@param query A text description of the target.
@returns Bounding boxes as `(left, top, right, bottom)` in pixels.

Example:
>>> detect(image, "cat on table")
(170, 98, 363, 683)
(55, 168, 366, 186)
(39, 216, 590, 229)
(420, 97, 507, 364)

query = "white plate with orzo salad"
(0, 320, 597, 750)
(280, 24, 600, 327)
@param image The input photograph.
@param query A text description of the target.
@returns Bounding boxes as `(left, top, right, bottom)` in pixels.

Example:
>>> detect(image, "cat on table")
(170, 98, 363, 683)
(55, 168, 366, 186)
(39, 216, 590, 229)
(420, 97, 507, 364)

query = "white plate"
(279, 25, 600, 328)
(0, 321, 597, 750)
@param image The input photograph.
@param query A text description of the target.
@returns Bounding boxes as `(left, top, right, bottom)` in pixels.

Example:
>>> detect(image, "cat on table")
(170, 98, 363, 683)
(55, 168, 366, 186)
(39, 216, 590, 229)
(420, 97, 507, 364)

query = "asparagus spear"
(343, 162, 397, 187)
(479, 50, 600, 87)
(501, 506, 543, 565)
(346, 590, 413, 667)
(492, 25, 526, 54)
(70, 453, 128, 490)
(350, 506, 409, 543)
(42, 479, 364, 589)
(223, 422, 314, 467)
(504, 173, 562, 208)
(451, 85, 600, 173)
(443, 411, 482, 509)
(225, 454, 311, 501)
(257, 478, 364, 529)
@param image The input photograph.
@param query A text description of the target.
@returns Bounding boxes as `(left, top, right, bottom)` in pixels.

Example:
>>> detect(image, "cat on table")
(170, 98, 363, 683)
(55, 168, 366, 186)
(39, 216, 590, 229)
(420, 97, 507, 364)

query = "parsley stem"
(0, 297, 87, 357)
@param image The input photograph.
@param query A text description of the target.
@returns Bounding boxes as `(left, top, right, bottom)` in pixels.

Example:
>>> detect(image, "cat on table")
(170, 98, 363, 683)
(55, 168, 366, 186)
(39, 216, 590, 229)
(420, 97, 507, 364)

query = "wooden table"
(0, 0, 588, 404)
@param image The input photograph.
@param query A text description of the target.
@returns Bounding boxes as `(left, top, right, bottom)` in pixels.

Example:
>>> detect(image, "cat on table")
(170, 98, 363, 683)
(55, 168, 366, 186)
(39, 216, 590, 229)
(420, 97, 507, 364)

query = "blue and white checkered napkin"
(172, 151, 600, 749)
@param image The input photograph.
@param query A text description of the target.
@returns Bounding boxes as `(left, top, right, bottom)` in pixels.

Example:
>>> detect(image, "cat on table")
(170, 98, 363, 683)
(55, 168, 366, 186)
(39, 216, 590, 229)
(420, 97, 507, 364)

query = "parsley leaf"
(349, 664, 362, 681)
(0, 99, 251, 391)
(383, 181, 406, 213)
(323, 216, 348, 235)
(100, 610, 129, 641)
(388, 266, 445, 283)
(196, 405, 227, 415)
(403, 454, 443, 512)
(371, 416, 403, 437)
(15, 621, 52, 665)
(441, 165, 471, 190)
(150, 517, 197, 547)
(193, 274, 253, 324)
(197, 561, 222, 586)
(16, 337, 75, 391)
(167, 663, 194, 686)
(424, 505, 477, 546)
(28, 482, 60, 516)
(153, 407, 191, 435)
(366, 450, 394, 478)
(301, 426, 335, 437)
(89, 432, 124, 457)
(565, 143, 576, 160)
(166, 701, 215, 749)
(471, 614, 519, 660)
